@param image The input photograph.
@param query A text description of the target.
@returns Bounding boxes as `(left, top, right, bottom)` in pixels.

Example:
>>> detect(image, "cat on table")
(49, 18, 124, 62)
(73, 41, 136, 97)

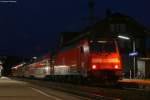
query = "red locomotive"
(53, 37, 122, 83)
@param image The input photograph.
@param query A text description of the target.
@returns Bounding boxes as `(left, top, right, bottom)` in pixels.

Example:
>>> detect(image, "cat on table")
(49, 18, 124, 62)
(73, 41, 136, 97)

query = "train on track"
(11, 36, 122, 84)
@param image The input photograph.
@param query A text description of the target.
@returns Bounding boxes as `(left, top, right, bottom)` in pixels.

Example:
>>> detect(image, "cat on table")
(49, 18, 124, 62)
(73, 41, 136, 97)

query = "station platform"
(118, 79, 150, 86)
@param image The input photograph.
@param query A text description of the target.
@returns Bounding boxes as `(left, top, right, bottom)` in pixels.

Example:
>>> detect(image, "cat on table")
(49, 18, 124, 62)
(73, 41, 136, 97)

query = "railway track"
(10, 77, 150, 100)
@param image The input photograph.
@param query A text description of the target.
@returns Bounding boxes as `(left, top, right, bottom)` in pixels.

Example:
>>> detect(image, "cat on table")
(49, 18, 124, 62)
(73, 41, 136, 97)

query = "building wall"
(145, 61, 150, 78)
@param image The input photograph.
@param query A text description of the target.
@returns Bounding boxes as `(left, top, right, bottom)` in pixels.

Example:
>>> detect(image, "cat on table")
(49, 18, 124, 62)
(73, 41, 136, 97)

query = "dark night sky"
(0, 0, 149, 57)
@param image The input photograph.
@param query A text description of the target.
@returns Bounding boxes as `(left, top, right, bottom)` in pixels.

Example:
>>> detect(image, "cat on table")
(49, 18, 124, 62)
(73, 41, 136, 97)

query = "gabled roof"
(59, 12, 150, 47)
(83, 12, 150, 37)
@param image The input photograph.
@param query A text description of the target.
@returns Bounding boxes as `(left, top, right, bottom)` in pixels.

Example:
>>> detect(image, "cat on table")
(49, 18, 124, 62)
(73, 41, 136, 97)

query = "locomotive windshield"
(90, 41, 116, 53)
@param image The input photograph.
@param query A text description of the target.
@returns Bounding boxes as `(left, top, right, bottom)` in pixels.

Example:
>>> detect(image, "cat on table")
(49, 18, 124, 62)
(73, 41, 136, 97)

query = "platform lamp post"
(118, 35, 136, 79)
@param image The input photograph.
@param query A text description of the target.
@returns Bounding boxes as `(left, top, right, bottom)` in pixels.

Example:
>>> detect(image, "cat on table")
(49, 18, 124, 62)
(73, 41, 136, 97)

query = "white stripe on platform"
(29, 87, 62, 100)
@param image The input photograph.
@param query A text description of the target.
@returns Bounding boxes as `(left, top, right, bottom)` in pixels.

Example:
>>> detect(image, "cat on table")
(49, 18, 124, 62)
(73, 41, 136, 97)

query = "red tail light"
(92, 64, 97, 69)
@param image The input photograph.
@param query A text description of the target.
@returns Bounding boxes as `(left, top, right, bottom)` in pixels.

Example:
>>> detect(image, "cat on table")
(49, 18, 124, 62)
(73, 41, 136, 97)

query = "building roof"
(82, 12, 150, 38)
(60, 12, 150, 47)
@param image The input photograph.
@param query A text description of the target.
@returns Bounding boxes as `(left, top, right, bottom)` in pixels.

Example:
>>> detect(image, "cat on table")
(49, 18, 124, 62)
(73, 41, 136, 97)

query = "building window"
(120, 24, 126, 33)
(110, 24, 115, 32)
(110, 24, 126, 33)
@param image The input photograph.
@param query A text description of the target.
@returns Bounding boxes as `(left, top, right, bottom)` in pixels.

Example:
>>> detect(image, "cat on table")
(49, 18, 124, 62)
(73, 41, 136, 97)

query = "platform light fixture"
(118, 35, 130, 40)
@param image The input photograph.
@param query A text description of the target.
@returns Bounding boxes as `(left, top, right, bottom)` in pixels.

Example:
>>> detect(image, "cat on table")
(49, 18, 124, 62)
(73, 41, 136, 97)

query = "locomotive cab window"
(90, 41, 116, 53)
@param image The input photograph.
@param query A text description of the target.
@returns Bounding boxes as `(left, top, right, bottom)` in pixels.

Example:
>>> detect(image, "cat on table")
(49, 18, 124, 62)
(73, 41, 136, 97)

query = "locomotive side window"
(90, 41, 116, 52)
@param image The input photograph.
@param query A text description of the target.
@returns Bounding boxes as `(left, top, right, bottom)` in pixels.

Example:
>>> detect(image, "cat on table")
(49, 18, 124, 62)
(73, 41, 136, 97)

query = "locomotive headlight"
(114, 65, 119, 69)
(92, 64, 97, 69)
(45, 67, 49, 71)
